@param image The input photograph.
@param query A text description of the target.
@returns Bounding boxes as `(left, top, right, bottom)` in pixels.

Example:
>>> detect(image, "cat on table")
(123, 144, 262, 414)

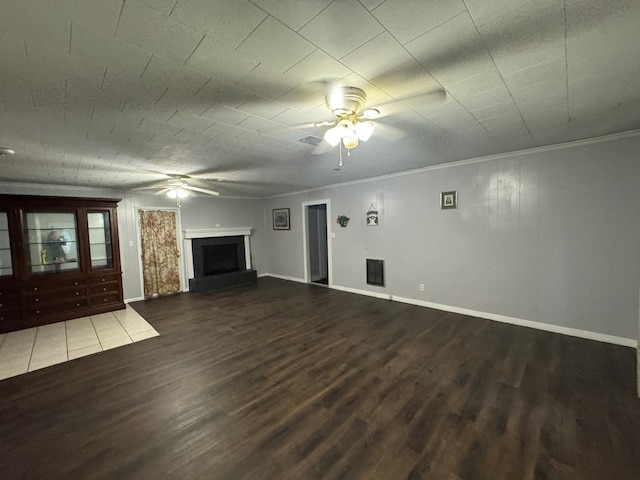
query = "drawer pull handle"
(35, 298, 39, 302)
(76, 292, 80, 296)
(76, 304, 80, 307)
(102, 278, 106, 282)
(103, 287, 107, 291)
(36, 310, 39, 314)
(34, 287, 38, 291)
(74, 282, 78, 286)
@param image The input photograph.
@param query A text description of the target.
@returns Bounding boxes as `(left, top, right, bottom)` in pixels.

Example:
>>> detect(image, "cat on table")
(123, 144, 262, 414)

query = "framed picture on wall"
(440, 191, 457, 209)
(273, 208, 290, 230)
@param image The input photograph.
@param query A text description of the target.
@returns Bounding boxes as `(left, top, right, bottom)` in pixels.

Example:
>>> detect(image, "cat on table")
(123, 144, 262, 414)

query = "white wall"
(264, 134, 640, 343)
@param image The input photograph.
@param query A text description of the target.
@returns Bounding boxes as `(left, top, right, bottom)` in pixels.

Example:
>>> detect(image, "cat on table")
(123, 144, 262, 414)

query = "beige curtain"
(139, 210, 181, 298)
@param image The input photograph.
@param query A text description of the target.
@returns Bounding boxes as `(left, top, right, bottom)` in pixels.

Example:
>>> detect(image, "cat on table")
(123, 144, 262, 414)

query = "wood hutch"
(0, 194, 124, 334)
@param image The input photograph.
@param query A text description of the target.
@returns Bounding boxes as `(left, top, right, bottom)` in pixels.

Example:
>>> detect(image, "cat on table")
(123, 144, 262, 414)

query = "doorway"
(138, 209, 183, 298)
(303, 200, 331, 286)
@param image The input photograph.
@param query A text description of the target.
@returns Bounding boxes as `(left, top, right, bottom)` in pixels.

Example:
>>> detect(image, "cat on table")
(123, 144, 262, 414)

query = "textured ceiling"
(0, 0, 639, 198)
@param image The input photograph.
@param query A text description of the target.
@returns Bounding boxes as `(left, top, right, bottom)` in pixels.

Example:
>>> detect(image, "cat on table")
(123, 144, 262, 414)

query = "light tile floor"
(0, 305, 158, 381)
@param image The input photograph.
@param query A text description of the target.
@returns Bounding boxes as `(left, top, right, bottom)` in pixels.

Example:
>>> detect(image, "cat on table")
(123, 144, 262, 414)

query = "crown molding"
(268, 129, 640, 199)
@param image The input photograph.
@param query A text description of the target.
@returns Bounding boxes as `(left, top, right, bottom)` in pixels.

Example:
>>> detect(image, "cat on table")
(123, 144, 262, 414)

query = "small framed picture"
(440, 191, 457, 209)
(272, 208, 290, 230)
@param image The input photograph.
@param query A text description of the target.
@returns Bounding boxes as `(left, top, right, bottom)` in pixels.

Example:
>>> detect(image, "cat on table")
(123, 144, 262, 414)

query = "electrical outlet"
(419, 283, 425, 291)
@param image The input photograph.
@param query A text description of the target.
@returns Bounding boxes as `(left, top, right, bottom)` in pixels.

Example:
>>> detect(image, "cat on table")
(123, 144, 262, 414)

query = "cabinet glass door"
(88, 211, 113, 269)
(0, 212, 12, 277)
(23, 211, 80, 274)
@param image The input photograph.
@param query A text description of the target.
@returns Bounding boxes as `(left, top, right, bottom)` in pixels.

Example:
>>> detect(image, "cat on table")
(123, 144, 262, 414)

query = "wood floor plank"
(1, 277, 639, 479)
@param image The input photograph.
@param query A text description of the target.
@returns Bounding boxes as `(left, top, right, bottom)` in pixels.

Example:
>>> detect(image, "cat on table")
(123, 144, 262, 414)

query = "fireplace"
(184, 228, 257, 293)
(192, 236, 245, 277)
(202, 244, 238, 276)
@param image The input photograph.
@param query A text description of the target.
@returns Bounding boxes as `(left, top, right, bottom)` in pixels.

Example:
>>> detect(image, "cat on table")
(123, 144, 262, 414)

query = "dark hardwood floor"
(1, 277, 639, 479)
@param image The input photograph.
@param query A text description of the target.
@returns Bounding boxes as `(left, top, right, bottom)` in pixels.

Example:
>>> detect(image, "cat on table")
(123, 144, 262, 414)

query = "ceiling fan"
(133, 175, 219, 207)
(314, 86, 381, 151)
(288, 84, 447, 164)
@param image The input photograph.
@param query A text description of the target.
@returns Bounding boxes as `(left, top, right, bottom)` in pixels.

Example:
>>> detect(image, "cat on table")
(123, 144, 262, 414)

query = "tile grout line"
(64, 320, 69, 361)
(26, 327, 39, 372)
(89, 315, 106, 352)
(114, 310, 136, 343)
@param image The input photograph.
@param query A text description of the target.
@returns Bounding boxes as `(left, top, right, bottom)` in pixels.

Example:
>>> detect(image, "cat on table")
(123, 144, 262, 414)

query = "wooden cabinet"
(0, 195, 124, 333)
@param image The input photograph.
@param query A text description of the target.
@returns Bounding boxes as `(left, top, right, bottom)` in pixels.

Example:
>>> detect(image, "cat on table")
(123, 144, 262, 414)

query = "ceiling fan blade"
(131, 182, 167, 191)
(154, 188, 171, 196)
(373, 122, 406, 142)
(371, 89, 447, 118)
(260, 119, 335, 135)
(183, 185, 220, 196)
(312, 140, 335, 155)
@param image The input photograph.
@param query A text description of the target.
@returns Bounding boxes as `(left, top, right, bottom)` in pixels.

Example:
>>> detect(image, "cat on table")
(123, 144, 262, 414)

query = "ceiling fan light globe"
(342, 135, 359, 150)
(362, 108, 380, 119)
(324, 127, 341, 147)
(354, 121, 374, 141)
(167, 188, 189, 199)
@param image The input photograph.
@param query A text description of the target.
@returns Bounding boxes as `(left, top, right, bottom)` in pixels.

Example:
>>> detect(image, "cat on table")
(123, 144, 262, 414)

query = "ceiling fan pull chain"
(338, 142, 343, 167)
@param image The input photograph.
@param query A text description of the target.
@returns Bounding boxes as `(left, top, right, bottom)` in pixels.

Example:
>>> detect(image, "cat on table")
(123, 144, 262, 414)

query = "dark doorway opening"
(306, 204, 329, 285)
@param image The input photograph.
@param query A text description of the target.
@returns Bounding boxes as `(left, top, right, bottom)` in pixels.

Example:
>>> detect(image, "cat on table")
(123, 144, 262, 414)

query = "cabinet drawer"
(89, 282, 119, 295)
(27, 287, 86, 304)
(90, 292, 121, 307)
(27, 298, 89, 316)
(0, 286, 21, 296)
(89, 273, 121, 285)
(0, 299, 22, 312)
(0, 307, 23, 322)
(27, 278, 85, 292)
(0, 291, 21, 308)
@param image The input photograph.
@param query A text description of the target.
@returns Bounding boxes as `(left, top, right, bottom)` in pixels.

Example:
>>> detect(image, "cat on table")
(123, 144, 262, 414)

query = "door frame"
(135, 206, 187, 296)
(301, 199, 332, 286)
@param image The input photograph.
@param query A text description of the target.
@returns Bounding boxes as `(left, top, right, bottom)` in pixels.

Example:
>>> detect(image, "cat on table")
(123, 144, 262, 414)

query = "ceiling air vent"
(298, 136, 323, 147)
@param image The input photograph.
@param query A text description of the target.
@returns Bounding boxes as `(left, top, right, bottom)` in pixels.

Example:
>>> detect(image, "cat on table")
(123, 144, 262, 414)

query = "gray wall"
(264, 134, 640, 341)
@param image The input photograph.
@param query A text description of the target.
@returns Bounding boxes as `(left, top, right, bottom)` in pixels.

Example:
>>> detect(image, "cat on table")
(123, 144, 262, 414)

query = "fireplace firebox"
(188, 234, 256, 292)
(202, 243, 239, 276)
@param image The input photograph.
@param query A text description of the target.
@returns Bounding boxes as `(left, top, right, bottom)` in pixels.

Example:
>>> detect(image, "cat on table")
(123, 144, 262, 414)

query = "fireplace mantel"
(183, 228, 253, 284)
(184, 227, 252, 239)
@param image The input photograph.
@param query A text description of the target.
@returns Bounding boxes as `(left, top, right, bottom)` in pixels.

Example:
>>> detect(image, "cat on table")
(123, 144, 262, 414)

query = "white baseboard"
(256, 276, 637, 348)
(331, 284, 392, 301)
(124, 296, 145, 303)
(262, 273, 307, 284)
(390, 295, 637, 348)
(325, 282, 638, 349)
